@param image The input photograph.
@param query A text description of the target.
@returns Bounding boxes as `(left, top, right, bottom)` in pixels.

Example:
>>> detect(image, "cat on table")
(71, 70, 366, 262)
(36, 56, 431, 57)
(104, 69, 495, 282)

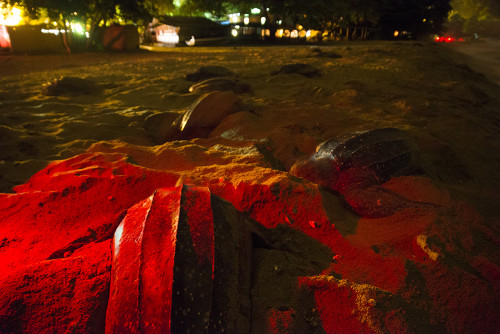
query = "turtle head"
(290, 157, 339, 190)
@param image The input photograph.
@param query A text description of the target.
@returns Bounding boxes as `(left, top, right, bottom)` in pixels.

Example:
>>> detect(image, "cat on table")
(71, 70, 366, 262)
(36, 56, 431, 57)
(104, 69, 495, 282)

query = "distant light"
(156, 29, 179, 44)
(231, 29, 238, 37)
(275, 29, 283, 38)
(277, 20, 282, 25)
(434, 36, 458, 43)
(186, 36, 195, 46)
(71, 23, 85, 35)
(261, 17, 266, 25)
(422, 18, 427, 22)
(42, 28, 62, 35)
(0, 5, 22, 26)
(291, 30, 298, 38)
(229, 13, 240, 24)
(235, 25, 240, 29)
(243, 17, 249, 25)
(251, 8, 261, 15)
(297, 25, 303, 30)
(306, 30, 311, 37)
(393, 30, 399, 37)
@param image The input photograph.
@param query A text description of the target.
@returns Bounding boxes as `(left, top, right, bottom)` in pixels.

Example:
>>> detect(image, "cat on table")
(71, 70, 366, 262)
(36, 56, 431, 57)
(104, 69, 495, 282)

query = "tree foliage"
(186, 0, 450, 39)
(3, 0, 453, 42)
(450, 0, 500, 20)
(447, 0, 499, 37)
(378, 0, 451, 39)
(3, 0, 173, 50)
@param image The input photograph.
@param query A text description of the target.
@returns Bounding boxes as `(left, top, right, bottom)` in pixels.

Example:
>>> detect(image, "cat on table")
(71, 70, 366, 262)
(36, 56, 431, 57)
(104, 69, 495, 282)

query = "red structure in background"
(0, 25, 11, 49)
(102, 25, 139, 51)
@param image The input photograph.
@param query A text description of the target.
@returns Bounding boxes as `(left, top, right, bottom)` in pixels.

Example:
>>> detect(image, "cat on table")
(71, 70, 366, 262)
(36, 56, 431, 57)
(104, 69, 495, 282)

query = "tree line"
(448, 0, 500, 38)
(2, 0, 453, 50)
(188, 0, 452, 40)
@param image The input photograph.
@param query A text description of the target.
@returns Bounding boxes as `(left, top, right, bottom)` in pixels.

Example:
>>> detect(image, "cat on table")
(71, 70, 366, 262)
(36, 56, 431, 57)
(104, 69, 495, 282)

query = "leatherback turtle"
(271, 63, 321, 78)
(291, 128, 433, 217)
(186, 66, 235, 82)
(44, 76, 100, 96)
(188, 77, 250, 94)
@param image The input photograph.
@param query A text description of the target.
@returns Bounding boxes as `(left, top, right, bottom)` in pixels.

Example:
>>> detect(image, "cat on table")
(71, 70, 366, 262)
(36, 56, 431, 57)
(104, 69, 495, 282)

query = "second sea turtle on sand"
(314, 127, 419, 183)
(186, 66, 236, 82)
(271, 63, 322, 78)
(188, 77, 251, 94)
(290, 128, 436, 217)
(44, 76, 100, 96)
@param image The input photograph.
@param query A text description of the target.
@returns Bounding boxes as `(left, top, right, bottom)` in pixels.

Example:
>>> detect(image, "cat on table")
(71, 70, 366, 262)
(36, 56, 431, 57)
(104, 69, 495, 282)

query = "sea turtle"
(161, 91, 243, 141)
(188, 77, 251, 94)
(311, 48, 342, 59)
(186, 66, 236, 82)
(290, 128, 436, 217)
(44, 76, 100, 96)
(271, 63, 321, 78)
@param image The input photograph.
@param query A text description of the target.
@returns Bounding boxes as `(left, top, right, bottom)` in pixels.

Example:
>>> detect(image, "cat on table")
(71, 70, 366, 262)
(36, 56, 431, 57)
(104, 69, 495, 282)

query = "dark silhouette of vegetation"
(2, 0, 174, 51)
(187, 0, 451, 40)
(448, 0, 500, 38)
(2, 0, 453, 45)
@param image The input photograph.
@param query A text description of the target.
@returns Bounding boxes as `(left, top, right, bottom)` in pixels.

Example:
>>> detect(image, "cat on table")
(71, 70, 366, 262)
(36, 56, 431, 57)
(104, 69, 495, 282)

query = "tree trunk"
(86, 17, 101, 50)
(62, 31, 71, 54)
(58, 25, 72, 54)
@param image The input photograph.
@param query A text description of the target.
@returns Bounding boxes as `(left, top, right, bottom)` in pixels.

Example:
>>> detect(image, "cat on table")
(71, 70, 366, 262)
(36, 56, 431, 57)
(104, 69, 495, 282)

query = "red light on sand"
(267, 308, 295, 333)
(435, 36, 458, 43)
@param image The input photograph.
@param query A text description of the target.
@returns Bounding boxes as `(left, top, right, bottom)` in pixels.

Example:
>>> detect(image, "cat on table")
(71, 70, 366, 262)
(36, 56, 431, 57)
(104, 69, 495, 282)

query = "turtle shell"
(186, 66, 235, 82)
(315, 128, 419, 183)
(188, 77, 250, 94)
(271, 63, 321, 78)
(44, 76, 99, 96)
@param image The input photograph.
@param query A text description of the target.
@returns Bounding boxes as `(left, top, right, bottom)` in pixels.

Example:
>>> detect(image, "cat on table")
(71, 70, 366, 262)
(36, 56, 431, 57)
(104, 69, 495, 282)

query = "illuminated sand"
(1, 43, 499, 333)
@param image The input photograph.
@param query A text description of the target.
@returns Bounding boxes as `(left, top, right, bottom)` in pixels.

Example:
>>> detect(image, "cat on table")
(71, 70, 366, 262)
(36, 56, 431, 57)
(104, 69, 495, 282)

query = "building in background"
(145, 16, 229, 47)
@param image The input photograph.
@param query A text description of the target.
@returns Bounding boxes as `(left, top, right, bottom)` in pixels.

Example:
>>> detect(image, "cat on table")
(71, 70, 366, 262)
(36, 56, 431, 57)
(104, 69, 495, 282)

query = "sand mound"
(1, 42, 499, 333)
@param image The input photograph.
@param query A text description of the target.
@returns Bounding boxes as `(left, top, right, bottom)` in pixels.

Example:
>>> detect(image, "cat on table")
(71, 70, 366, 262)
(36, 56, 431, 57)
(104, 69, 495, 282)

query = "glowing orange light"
(0, 5, 22, 26)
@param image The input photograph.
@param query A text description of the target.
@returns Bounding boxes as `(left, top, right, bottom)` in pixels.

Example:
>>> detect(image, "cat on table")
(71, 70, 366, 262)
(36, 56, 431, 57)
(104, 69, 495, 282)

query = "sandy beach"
(1, 41, 499, 333)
